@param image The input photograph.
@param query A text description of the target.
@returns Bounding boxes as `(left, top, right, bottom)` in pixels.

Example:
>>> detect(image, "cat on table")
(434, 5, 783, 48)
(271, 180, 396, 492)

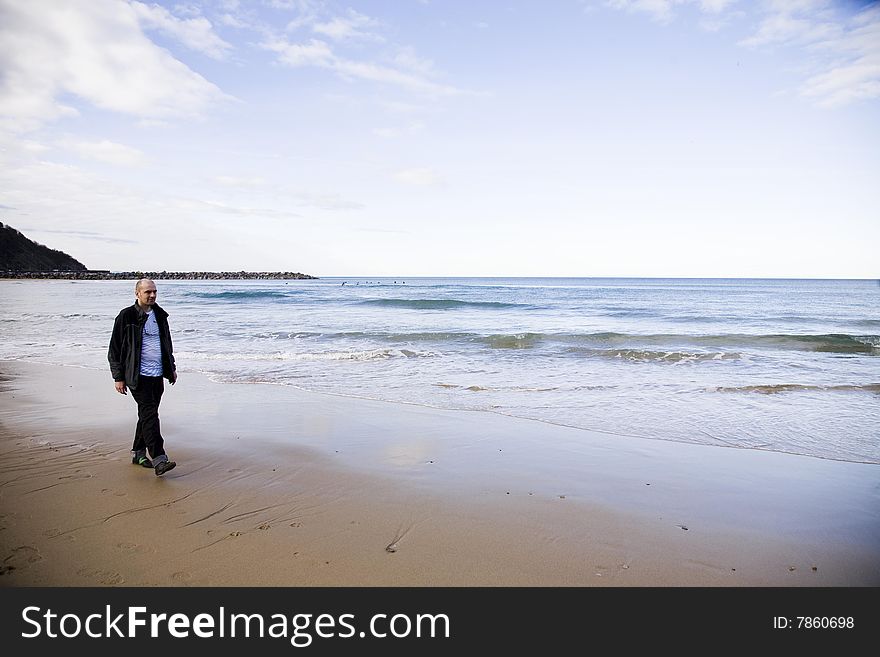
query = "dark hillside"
(0, 222, 88, 271)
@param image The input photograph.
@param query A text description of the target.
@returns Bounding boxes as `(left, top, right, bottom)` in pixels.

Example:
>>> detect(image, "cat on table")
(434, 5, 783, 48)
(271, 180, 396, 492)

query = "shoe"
(132, 455, 153, 468)
(154, 460, 177, 476)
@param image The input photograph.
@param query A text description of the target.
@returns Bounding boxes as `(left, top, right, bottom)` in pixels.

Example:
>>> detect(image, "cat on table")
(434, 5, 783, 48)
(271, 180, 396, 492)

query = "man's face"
(136, 282, 158, 308)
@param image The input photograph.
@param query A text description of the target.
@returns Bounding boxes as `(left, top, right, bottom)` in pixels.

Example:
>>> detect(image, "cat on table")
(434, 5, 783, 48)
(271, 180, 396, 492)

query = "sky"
(0, 0, 878, 278)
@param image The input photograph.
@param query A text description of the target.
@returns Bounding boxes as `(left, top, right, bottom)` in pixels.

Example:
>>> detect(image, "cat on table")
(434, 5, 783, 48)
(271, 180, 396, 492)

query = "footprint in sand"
(1, 545, 43, 575)
(100, 487, 126, 497)
(6, 545, 42, 565)
(0, 513, 12, 532)
(171, 571, 193, 585)
(76, 567, 125, 585)
(116, 541, 154, 555)
(59, 473, 93, 482)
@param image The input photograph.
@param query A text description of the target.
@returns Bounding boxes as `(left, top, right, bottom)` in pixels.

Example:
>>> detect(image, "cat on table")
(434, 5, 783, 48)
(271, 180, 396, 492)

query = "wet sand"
(1, 360, 878, 586)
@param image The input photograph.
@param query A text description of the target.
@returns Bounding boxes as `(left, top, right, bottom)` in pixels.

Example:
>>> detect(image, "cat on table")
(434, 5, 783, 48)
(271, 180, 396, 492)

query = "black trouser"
(130, 376, 166, 460)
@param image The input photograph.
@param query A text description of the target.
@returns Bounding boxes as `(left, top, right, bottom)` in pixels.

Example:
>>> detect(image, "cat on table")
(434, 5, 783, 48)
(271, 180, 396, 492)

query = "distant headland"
(1, 270, 317, 280)
(1, 222, 317, 280)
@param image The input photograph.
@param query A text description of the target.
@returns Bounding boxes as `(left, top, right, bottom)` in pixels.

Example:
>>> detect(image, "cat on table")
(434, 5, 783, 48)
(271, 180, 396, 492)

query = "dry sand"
(1, 360, 878, 586)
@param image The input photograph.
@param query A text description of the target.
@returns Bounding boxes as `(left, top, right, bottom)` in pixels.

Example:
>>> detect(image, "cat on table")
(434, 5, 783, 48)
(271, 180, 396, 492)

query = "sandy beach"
(1, 359, 878, 587)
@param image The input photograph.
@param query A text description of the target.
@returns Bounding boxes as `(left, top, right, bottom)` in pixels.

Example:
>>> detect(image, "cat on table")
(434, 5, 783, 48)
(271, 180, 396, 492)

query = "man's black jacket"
(108, 302, 176, 389)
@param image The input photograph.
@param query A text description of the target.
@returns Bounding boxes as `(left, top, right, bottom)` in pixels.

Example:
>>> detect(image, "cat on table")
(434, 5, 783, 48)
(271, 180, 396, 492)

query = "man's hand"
(170, 371, 178, 385)
(115, 380, 127, 395)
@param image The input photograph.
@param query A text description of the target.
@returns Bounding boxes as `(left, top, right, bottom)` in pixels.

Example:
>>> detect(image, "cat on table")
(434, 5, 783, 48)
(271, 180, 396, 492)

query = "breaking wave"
(714, 383, 880, 394)
(357, 298, 526, 310)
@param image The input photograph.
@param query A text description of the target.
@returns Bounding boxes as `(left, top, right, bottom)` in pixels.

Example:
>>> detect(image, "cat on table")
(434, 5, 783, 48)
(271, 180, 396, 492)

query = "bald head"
(135, 278, 158, 309)
(135, 278, 155, 293)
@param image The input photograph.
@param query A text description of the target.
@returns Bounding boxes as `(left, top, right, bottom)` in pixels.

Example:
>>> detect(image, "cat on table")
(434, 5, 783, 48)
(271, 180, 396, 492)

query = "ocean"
(2, 277, 878, 464)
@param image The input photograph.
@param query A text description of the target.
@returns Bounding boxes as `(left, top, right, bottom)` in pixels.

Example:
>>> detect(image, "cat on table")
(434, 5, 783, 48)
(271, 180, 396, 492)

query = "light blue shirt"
(140, 310, 163, 376)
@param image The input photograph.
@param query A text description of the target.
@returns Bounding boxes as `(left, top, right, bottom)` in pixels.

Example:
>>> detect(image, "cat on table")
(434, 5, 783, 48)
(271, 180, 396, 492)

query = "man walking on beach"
(108, 278, 178, 476)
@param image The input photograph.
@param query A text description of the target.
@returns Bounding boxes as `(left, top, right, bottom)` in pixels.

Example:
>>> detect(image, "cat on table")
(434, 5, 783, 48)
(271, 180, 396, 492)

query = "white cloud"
(214, 175, 268, 187)
(279, 0, 323, 30)
(21, 228, 138, 245)
(0, 158, 261, 270)
(171, 4, 204, 19)
(266, 0, 303, 9)
(373, 121, 425, 138)
(765, 0, 827, 13)
(262, 38, 463, 97)
(0, 159, 159, 239)
(380, 100, 428, 113)
(800, 8, 880, 108)
(265, 37, 335, 66)
(392, 47, 437, 76)
(218, 12, 252, 29)
(262, 5, 466, 97)
(286, 192, 364, 211)
(136, 118, 172, 128)
(741, 2, 880, 107)
(21, 140, 52, 154)
(739, 10, 839, 48)
(0, 0, 230, 132)
(605, 0, 736, 22)
(312, 9, 383, 42)
(605, 0, 681, 23)
(333, 58, 460, 96)
(59, 138, 146, 166)
(802, 61, 880, 107)
(393, 168, 441, 186)
(131, 1, 233, 60)
(697, 0, 736, 13)
(209, 175, 365, 210)
(194, 199, 301, 219)
(697, 0, 743, 30)
(604, 0, 880, 108)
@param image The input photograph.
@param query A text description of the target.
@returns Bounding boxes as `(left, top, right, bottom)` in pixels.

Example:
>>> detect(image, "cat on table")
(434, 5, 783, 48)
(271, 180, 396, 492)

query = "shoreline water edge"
(1, 277, 877, 463)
